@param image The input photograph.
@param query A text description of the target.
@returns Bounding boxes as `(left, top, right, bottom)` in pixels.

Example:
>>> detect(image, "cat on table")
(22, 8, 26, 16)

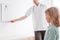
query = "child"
(44, 7, 59, 40)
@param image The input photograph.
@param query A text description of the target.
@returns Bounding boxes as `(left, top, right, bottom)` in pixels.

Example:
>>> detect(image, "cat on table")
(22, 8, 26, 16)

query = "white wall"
(0, 0, 53, 40)
(0, 0, 34, 40)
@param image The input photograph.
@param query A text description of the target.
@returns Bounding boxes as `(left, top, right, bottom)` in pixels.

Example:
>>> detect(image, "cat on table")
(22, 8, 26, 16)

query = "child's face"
(45, 12, 51, 24)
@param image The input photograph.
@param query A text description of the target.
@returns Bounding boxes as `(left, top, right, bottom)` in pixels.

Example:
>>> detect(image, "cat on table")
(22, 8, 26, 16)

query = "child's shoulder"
(47, 25, 58, 34)
(48, 25, 58, 32)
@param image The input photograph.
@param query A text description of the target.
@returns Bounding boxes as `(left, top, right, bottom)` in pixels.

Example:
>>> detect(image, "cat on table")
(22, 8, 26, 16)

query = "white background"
(0, 0, 60, 40)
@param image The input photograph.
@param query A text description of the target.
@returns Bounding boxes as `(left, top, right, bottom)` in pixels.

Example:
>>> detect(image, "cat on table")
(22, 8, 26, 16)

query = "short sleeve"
(44, 28, 57, 40)
(43, 5, 47, 12)
(25, 6, 33, 16)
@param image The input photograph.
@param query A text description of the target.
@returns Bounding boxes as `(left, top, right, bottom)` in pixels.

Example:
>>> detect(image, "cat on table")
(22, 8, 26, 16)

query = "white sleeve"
(25, 6, 33, 16)
(43, 5, 47, 12)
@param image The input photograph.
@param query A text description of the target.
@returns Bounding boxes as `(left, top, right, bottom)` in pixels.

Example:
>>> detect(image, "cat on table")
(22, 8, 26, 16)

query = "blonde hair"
(45, 7, 59, 27)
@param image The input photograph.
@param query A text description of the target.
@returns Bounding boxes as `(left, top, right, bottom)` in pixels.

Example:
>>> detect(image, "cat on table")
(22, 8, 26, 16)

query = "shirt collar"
(48, 24, 58, 28)
(34, 3, 41, 7)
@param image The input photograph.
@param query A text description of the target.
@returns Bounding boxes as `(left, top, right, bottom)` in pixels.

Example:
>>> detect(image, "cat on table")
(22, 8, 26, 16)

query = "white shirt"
(25, 4, 47, 31)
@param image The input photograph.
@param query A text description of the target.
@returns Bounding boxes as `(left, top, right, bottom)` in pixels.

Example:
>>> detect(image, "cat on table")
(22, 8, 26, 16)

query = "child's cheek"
(46, 16, 50, 23)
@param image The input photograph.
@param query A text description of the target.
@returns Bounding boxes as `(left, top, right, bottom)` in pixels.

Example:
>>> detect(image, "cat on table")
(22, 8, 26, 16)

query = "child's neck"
(49, 21, 54, 25)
